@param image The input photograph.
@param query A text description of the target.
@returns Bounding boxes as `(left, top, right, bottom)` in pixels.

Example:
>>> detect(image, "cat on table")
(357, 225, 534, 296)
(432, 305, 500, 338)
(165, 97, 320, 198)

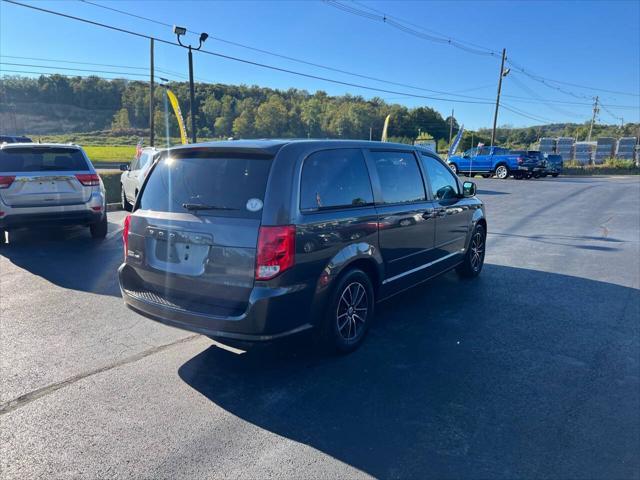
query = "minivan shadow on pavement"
(178, 264, 639, 479)
(0, 222, 123, 297)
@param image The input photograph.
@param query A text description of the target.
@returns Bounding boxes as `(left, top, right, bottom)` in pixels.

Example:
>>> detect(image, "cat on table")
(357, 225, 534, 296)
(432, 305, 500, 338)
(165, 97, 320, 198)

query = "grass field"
(85, 145, 136, 163)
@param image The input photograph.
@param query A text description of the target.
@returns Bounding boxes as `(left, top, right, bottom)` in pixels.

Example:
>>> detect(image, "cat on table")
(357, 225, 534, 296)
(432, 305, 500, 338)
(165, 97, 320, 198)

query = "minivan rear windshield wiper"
(182, 202, 237, 211)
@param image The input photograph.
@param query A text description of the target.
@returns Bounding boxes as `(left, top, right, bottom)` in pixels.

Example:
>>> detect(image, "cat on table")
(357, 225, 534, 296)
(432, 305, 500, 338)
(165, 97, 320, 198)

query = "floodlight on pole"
(174, 26, 209, 143)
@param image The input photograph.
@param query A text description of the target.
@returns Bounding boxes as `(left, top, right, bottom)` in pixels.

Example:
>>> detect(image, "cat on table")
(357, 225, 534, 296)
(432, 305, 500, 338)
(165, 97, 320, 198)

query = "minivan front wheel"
(456, 224, 486, 278)
(322, 269, 374, 354)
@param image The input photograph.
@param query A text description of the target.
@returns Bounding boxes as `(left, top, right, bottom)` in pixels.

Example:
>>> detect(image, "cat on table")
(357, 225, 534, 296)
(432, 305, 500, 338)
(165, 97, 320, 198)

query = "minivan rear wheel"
(322, 269, 374, 354)
(456, 224, 486, 278)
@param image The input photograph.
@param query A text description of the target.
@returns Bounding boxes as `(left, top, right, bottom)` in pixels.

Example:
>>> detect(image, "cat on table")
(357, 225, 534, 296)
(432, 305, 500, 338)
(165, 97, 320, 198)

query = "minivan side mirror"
(462, 181, 476, 197)
(120, 163, 130, 172)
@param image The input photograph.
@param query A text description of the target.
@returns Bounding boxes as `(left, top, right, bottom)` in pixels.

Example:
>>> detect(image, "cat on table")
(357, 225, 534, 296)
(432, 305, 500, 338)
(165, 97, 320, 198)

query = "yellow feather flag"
(165, 88, 189, 145)
(381, 114, 391, 142)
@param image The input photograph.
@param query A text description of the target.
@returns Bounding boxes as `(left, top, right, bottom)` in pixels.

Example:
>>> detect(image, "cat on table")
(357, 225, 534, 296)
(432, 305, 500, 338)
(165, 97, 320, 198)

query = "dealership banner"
(166, 88, 189, 145)
(448, 125, 464, 157)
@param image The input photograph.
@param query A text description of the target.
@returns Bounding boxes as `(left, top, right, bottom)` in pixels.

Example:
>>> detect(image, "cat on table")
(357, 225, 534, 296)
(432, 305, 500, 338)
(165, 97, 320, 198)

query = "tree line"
(1, 74, 636, 148)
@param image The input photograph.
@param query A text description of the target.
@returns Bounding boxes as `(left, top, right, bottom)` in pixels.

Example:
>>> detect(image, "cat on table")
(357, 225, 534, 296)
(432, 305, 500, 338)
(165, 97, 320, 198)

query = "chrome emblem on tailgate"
(146, 227, 213, 245)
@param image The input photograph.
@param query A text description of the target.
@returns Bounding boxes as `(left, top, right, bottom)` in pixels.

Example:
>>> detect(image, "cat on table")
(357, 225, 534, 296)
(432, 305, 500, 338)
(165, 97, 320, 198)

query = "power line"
(0, 61, 153, 78)
(77, 0, 500, 100)
(500, 103, 557, 124)
(4, 0, 638, 120)
(1, 0, 496, 105)
(326, 0, 640, 100)
(0, 54, 186, 79)
(0, 68, 144, 82)
(507, 74, 587, 119)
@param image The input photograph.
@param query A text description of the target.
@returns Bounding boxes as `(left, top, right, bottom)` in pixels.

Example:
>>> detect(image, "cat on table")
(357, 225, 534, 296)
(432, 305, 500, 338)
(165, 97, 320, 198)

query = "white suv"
(120, 147, 161, 211)
(0, 143, 107, 244)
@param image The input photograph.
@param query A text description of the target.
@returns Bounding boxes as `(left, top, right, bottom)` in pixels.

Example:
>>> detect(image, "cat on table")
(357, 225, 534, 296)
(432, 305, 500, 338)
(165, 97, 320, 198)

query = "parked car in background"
(509, 150, 546, 178)
(543, 154, 563, 177)
(119, 140, 486, 353)
(0, 135, 32, 144)
(0, 143, 107, 244)
(448, 146, 529, 179)
(120, 146, 161, 211)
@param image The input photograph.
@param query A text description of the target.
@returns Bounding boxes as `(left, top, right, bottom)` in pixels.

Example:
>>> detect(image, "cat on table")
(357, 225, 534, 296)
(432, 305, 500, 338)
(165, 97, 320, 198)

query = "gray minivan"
(119, 140, 486, 353)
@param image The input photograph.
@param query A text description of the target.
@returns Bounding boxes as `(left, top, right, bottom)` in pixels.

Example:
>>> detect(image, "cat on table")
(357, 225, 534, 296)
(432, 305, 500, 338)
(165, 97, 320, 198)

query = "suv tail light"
(255, 225, 295, 280)
(0, 176, 15, 189)
(122, 215, 131, 260)
(75, 173, 100, 186)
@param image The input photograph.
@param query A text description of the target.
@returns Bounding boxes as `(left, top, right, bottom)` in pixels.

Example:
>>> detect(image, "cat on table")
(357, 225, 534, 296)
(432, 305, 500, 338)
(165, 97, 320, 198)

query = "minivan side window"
(369, 151, 425, 204)
(421, 155, 459, 200)
(300, 149, 373, 211)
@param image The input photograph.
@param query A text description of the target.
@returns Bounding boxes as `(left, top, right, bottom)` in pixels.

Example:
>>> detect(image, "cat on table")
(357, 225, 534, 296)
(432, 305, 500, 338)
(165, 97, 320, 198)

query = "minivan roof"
(167, 139, 430, 157)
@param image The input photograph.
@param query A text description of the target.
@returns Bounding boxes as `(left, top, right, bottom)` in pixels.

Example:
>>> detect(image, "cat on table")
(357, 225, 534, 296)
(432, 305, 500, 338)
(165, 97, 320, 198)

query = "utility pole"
(149, 38, 155, 147)
(490, 48, 507, 147)
(448, 108, 454, 147)
(369, 126, 372, 141)
(587, 96, 599, 142)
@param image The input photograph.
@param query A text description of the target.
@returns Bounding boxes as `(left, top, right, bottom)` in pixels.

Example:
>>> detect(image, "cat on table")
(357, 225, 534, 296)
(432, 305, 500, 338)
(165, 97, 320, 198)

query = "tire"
(495, 164, 509, 179)
(121, 185, 132, 212)
(321, 269, 374, 354)
(90, 213, 108, 239)
(552, 173, 559, 178)
(456, 224, 486, 278)
(449, 163, 458, 175)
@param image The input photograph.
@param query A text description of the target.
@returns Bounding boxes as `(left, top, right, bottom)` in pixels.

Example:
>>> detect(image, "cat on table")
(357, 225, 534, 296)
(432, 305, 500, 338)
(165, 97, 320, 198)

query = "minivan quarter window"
(421, 154, 459, 200)
(300, 148, 373, 211)
(369, 150, 425, 204)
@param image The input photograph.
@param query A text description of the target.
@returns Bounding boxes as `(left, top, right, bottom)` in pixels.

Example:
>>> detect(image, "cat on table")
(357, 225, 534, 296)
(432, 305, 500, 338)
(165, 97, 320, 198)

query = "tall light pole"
(174, 26, 208, 144)
(149, 38, 155, 147)
(490, 48, 509, 147)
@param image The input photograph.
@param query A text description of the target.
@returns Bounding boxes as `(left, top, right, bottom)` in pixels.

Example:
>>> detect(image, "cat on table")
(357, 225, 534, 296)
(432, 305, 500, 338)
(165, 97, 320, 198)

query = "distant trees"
(1, 74, 636, 146)
(111, 108, 131, 131)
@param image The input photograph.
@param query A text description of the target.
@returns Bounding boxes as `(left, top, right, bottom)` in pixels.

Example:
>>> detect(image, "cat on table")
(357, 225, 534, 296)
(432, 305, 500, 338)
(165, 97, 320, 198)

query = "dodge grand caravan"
(119, 140, 486, 353)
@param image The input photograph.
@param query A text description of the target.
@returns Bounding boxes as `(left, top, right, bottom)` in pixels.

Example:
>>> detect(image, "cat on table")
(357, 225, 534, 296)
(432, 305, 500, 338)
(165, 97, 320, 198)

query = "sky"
(1, 0, 639, 130)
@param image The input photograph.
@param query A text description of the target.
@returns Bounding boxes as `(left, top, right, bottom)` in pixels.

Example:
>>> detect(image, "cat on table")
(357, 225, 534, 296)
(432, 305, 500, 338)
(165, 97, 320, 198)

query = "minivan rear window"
(0, 147, 89, 172)
(139, 154, 272, 218)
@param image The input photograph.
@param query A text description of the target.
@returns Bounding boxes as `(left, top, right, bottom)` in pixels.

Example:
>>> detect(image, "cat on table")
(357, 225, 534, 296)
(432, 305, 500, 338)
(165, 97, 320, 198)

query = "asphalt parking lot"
(1, 175, 639, 479)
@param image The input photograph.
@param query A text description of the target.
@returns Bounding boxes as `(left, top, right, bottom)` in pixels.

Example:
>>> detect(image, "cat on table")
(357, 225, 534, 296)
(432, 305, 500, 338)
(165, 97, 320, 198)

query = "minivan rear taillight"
(0, 176, 15, 189)
(122, 215, 131, 260)
(75, 173, 100, 186)
(255, 225, 296, 280)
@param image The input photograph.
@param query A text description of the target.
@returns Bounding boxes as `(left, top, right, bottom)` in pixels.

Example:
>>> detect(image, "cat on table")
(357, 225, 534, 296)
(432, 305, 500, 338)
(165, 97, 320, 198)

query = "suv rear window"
(300, 149, 373, 211)
(0, 147, 89, 172)
(139, 153, 272, 218)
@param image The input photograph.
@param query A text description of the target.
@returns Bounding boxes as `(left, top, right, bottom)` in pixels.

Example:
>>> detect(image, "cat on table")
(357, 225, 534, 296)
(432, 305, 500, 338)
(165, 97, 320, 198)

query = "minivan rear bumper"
(118, 263, 315, 341)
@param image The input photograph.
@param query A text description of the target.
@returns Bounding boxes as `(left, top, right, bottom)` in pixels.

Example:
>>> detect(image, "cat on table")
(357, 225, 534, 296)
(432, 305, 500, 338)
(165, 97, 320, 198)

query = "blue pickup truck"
(448, 146, 533, 179)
